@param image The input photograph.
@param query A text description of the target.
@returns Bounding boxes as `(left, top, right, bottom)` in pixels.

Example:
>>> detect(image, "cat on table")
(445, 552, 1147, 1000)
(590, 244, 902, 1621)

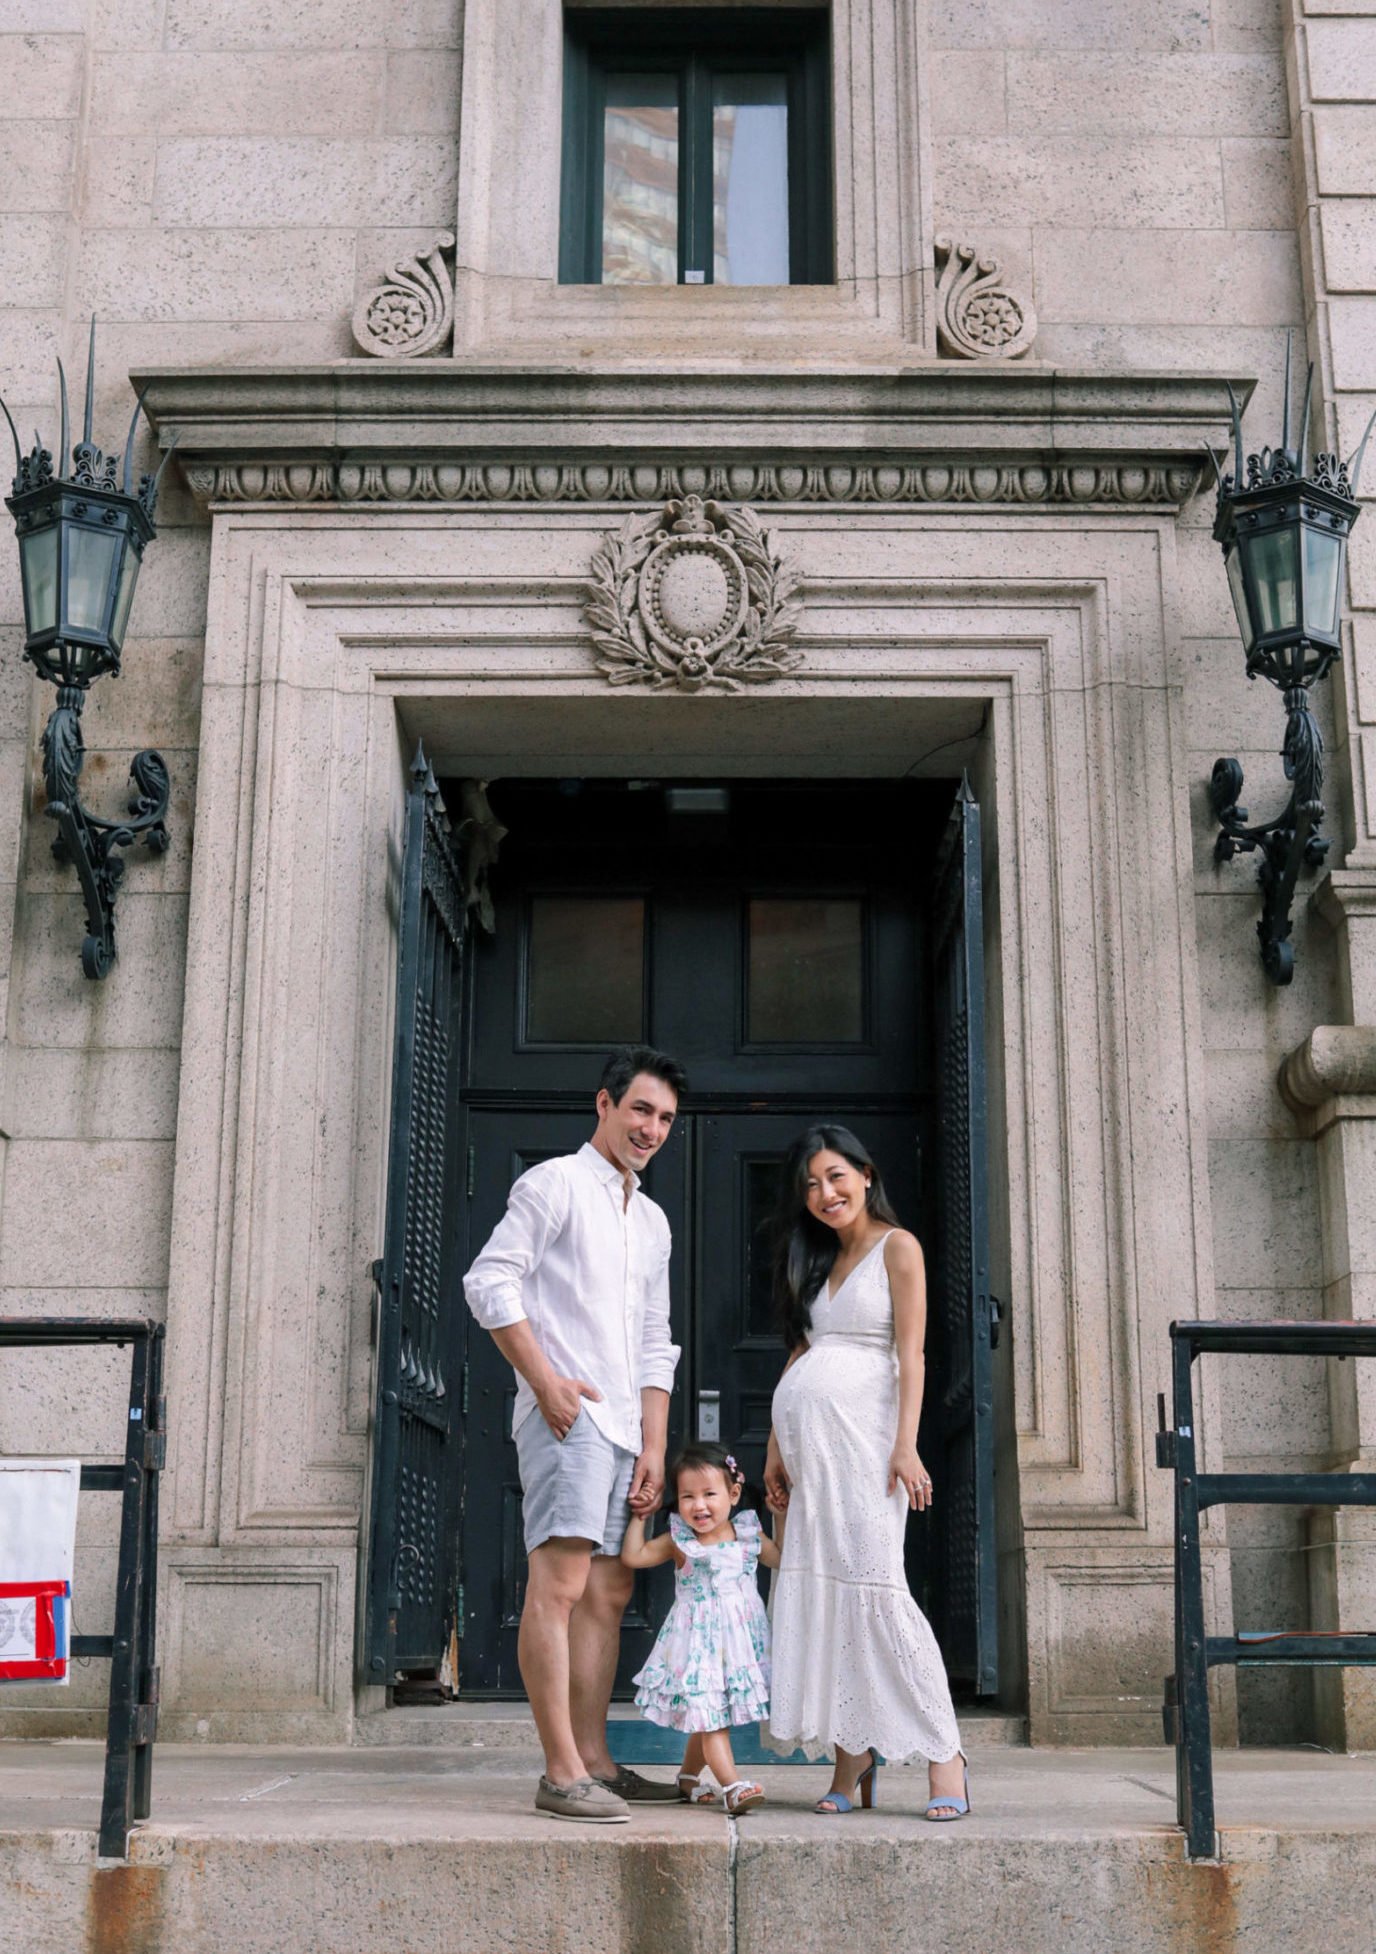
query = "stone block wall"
(0, 0, 1361, 1742)
(0, 0, 465, 1732)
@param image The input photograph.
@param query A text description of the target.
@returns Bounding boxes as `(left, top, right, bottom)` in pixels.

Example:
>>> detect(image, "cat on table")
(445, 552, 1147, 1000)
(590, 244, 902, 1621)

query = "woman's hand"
(888, 1445, 933, 1511)
(764, 1434, 792, 1513)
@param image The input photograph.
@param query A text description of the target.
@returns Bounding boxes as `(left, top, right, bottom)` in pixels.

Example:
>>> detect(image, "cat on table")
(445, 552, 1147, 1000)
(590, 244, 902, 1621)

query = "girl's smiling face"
(676, 1464, 740, 1537)
(804, 1148, 872, 1232)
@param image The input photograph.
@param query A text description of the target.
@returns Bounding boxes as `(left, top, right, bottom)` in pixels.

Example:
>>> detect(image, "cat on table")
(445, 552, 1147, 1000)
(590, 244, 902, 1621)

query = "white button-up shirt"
(463, 1142, 679, 1455)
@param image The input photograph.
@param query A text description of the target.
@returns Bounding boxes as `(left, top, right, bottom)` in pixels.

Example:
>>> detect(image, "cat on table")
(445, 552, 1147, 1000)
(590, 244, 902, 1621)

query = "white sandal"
(677, 1770, 715, 1805)
(722, 1780, 765, 1815)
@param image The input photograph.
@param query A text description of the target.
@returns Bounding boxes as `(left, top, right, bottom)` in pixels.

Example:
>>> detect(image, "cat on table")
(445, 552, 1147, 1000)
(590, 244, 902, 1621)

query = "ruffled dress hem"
(634, 1686, 771, 1734)
(760, 1723, 962, 1766)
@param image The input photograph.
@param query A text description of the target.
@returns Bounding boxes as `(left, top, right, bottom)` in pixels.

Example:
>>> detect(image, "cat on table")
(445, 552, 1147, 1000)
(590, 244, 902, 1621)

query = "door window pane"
(603, 74, 678, 285)
(712, 73, 789, 285)
(526, 897, 645, 1043)
(748, 898, 864, 1043)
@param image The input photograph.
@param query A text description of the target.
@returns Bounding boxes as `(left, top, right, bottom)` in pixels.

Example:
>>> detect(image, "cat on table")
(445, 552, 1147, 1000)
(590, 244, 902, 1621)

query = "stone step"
(352, 1701, 1029, 1756)
(4, 1741, 1375, 1954)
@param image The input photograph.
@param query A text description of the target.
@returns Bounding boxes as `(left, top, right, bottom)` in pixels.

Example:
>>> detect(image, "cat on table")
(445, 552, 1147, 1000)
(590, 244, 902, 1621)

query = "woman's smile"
(804, 1150, 873, 1233)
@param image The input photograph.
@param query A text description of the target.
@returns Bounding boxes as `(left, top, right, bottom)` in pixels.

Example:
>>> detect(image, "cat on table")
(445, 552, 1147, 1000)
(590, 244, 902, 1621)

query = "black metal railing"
(1159, 1319, 1376, 1859)
(0, 1317, 164, 1859)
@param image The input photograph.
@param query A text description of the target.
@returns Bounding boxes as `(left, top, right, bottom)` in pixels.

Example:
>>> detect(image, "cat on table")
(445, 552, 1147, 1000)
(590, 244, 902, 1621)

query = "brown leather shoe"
(593, 1765, 682, 1803)
(535, 1775, 630, 1823)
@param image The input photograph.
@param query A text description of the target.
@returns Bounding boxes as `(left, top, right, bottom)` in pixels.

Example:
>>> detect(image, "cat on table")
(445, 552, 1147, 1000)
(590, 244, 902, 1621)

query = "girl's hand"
(888, 1446, 933, 1511)
(764, 1436, 791, 1513)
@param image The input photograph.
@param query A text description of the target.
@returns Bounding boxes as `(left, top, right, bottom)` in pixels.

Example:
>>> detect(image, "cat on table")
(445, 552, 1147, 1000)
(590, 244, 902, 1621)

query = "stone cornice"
(134, 363, 1249, 513)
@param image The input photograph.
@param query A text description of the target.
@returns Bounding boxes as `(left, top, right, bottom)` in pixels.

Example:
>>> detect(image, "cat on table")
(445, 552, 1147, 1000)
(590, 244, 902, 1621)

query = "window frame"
(559, 7, 834, 288)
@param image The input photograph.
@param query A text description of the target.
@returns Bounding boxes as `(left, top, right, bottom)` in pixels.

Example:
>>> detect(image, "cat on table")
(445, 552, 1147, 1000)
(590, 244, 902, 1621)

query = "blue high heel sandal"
(814, 1755, 879, 1815)
(925, 1753, 970, 1822)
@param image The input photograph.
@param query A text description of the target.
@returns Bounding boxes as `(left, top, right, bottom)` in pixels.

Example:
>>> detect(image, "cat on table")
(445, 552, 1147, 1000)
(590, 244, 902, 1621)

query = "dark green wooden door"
(449, 779, 993, 1698)
(927, 779, 997, 1697)
(364, 753, 468, 1687)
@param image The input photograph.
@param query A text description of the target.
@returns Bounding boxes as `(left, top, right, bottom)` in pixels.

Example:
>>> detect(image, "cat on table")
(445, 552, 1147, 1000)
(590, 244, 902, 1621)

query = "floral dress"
(632, 1512, 771, 1732)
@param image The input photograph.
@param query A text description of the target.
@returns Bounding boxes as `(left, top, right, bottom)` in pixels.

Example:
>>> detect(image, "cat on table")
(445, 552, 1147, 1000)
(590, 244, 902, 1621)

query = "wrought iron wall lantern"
(1208, 344, 1375, 984)
(2, 324, 176, 978)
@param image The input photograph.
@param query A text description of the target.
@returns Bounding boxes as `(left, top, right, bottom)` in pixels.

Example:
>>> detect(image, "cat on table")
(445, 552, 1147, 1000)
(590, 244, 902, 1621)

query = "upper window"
(559, 8, 833, 288)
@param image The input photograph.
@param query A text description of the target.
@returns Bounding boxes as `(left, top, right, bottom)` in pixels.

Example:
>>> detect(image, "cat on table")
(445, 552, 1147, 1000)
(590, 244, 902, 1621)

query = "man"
(463, 1046, 686, 1822)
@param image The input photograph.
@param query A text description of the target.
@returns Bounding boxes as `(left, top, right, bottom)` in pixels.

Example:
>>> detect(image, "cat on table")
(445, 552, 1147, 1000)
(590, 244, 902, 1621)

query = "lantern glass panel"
(1303, 524, 1343, 640)
(1225, 546, 1253, 650)
(109, 543, 140, 652)
(65, 524, 118, 634)
(19, 525, 58, 637)
(1249, 524, 1300, 638)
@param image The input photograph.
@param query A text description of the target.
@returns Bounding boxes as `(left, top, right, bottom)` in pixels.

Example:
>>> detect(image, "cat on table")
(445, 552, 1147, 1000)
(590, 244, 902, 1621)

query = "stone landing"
(2, 1742, 1373, 1954)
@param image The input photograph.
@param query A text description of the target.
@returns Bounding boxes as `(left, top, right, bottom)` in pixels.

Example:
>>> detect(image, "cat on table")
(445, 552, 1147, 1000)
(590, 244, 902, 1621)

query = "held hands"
(764, 1437, 791, 1514)
(535, 1372, 602, 1440)
(888, 1445, 934, 1511)
(628, 1449, 665, 1516)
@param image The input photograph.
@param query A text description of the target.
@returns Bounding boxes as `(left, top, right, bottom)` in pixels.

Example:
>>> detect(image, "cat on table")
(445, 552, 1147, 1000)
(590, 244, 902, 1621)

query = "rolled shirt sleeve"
(639, 1216, 680, 1396)
(463, 1166, 567, 1332)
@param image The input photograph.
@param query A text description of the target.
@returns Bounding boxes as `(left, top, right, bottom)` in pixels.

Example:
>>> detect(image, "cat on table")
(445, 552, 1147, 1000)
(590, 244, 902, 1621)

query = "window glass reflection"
(526, 897, 645, 1043)
(712, 73, 789, 285)
(748, 898, 864, 1043)
(603, 74, 678, 285)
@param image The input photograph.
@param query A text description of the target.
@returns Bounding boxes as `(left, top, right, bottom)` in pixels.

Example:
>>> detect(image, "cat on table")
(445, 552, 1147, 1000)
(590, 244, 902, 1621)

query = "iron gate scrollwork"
(929, 775, 998, 1697)
(365, 747, 468, 1683)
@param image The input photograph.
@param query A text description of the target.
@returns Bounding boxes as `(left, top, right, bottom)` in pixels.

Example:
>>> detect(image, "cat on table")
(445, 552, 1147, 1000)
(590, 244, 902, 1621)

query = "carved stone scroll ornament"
(934, 236, 1037, 362)
(586, 496, 802, 693)
(352, 233, 456, 359)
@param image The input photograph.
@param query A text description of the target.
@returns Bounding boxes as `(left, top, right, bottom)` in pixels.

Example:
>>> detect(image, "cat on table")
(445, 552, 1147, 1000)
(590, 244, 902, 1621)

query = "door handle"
(697, 1389, 720, 1441)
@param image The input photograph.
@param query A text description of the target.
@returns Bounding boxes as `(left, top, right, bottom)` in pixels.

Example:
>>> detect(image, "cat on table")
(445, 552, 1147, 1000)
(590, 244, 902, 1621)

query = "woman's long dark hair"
(771, 1125, 900, 1351)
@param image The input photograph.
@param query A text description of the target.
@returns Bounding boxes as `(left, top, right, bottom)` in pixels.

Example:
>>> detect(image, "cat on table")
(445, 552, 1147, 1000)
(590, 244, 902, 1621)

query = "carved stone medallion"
(585, 495, 802, 693)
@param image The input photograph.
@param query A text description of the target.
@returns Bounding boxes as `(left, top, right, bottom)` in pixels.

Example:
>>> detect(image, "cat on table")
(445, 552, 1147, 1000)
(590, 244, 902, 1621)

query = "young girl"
(622, 1442, 780, 1815)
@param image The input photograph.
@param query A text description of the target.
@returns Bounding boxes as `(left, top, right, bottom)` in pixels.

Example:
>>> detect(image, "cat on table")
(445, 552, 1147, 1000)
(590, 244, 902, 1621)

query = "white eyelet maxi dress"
(764, 1234, 963, 1764)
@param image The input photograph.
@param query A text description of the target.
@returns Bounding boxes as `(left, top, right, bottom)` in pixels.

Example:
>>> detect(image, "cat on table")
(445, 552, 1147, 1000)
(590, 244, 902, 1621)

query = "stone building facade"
(1, 0, 1374, 1753)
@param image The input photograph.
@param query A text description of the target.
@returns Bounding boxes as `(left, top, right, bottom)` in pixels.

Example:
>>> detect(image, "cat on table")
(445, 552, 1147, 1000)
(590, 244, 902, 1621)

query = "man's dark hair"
(599, 1045, 688, 1105)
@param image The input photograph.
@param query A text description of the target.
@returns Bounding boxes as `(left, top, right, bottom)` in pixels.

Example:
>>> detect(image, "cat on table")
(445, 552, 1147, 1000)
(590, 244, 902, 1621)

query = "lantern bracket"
(2, 321, 177, 978)
(1210, 689, 1328, 987)
(41, 685, 170, 981)
(1208, 337, 1376, 986)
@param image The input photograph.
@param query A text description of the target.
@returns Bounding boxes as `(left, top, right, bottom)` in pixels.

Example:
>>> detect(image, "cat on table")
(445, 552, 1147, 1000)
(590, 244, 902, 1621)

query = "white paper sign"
(0, 1460, 80, 1582)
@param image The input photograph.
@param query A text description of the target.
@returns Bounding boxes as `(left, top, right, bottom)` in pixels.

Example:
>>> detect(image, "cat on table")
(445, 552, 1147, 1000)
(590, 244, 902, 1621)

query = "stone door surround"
(139, 362, 1237, 1743)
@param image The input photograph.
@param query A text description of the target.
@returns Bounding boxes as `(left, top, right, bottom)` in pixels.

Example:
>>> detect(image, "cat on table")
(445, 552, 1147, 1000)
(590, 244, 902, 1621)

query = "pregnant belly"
(773, 1340, 896, 1457)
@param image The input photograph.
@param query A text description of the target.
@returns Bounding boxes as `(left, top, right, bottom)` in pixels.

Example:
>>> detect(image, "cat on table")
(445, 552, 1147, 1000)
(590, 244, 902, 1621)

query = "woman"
(763, 1124, 970, 1819)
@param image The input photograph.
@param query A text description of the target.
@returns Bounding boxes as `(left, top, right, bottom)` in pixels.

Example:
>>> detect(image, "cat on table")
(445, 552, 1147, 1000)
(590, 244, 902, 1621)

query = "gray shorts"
(515, 1407, 636, 1557)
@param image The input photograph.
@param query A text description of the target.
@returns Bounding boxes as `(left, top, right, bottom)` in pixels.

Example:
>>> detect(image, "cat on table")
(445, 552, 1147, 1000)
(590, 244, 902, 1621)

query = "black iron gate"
(364, 749, 468, 1686)
(927, 775, 998, 1697)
